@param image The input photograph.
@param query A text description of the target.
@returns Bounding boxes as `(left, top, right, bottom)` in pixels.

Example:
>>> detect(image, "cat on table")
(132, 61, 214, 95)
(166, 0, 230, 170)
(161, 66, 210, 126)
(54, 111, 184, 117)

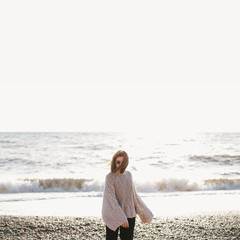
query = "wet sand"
(1, 211, 240, 239)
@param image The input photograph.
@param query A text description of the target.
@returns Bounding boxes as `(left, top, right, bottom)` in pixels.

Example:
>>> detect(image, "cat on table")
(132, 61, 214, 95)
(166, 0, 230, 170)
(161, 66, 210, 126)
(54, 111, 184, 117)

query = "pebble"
(1, 213, 240, 239)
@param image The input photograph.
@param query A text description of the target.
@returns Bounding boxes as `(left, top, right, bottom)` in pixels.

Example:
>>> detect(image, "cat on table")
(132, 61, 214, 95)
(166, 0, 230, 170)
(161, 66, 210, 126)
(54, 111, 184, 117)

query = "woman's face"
(115, 156, 124, 167)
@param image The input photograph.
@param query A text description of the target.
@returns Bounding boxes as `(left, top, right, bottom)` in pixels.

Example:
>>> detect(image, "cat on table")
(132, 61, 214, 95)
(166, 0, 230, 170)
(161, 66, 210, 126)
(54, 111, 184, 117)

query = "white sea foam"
(1, 177, 240, 193)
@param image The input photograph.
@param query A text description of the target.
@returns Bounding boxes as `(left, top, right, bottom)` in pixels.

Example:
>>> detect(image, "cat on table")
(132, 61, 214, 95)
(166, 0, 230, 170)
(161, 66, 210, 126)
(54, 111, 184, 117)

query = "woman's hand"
(121, 222, 129, 228)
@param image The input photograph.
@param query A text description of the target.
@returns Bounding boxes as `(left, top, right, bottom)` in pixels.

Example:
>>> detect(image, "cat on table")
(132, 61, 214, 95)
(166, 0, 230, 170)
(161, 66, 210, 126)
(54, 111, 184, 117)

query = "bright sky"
(0, 1, 240, 133)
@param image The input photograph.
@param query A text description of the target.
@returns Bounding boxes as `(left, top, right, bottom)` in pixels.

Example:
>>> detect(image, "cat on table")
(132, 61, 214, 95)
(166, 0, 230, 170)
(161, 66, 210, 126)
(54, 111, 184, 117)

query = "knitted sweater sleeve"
(102, 174, 128, 231)
(132, 178, 154, 223)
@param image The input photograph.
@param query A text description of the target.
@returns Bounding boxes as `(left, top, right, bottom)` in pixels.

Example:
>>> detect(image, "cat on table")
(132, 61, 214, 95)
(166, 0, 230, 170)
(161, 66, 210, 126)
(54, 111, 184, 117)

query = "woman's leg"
(119, 217, 135, 240)
(106, 225, 119, 240)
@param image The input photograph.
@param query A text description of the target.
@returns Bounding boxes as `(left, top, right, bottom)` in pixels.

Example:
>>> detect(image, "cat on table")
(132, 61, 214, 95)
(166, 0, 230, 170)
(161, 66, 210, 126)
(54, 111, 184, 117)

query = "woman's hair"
(110, 150, 129, 174)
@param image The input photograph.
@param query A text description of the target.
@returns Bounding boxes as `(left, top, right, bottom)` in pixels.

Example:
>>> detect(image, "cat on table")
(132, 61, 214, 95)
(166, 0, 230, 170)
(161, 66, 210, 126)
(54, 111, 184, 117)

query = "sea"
(1, 132, 240, 217)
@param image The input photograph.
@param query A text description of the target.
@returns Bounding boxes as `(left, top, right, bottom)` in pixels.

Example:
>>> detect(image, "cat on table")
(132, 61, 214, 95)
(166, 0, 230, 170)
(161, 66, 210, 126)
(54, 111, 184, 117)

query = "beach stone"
(1, 214, 240, 239)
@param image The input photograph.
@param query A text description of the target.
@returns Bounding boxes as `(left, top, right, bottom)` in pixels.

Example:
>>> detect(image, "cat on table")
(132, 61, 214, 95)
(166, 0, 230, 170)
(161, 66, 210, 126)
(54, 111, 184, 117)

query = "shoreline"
(1, 211, 240, 239)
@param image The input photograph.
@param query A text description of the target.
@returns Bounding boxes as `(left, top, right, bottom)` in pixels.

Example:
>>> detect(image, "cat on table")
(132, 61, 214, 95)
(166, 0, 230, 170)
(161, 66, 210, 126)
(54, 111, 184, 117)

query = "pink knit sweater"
(102, 171, 153, 231)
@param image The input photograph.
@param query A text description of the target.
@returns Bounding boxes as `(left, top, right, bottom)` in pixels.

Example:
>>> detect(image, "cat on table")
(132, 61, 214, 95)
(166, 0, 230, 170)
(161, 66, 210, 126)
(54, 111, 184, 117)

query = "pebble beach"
(1, 212, 240, 240)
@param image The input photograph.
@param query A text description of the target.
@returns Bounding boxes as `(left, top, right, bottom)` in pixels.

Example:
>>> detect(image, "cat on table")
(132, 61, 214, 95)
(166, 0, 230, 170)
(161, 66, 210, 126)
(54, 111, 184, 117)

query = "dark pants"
(106, 217, 135, 240)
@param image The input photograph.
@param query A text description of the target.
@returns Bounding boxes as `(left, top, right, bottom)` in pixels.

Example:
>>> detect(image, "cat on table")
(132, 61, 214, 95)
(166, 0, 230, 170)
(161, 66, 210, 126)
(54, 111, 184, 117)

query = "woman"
(102, 150, 153, 240)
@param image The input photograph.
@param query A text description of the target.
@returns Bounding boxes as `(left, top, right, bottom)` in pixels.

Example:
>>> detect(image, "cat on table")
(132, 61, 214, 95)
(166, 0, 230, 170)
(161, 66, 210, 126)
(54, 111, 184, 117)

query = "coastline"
(1, 211, 240, 239)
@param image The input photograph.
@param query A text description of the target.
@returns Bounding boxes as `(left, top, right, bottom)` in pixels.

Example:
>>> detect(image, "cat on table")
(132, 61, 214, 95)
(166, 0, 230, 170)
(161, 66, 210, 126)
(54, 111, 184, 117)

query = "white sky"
(0, 1, 240, 132)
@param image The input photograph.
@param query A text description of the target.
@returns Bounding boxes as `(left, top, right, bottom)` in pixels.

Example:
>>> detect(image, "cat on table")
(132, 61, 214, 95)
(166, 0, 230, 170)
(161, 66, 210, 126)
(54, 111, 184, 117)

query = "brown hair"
(110, 150, 129, 174)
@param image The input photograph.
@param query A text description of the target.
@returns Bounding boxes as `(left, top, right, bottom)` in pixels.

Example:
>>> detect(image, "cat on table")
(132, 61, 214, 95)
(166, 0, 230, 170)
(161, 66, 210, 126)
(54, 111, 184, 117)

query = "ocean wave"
(0, 140, 16, 144)
(188, 154, 240, 165)
(154, 178, 240, 192)
(0, 178, 98, 193)
(204, 178, 240, 190)
(0, 158, 40, 165)
(1, 177, 240, 193)
(155, 179, 200, 192)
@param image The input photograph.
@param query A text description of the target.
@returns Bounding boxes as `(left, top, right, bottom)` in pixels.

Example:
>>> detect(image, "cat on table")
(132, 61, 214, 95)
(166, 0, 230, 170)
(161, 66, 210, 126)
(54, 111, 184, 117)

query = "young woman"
(102, 150, 153, 240)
